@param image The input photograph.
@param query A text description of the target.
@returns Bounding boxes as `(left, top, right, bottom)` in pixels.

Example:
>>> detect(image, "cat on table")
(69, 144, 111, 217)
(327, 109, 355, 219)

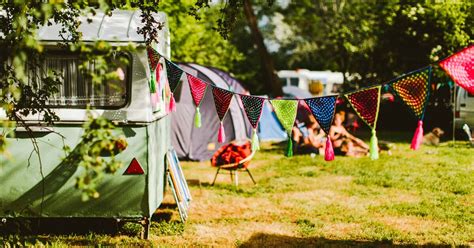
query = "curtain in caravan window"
(30, 53, 130, 108)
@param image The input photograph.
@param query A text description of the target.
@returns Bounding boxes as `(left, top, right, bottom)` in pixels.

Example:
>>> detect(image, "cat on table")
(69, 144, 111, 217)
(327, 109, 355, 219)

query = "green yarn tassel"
(251, 129, 260, 151)
(370, 129, 379, 160)
(194, 107, 202, 128)
(286, 137, 293, 157)
(149, 73, 157, 93)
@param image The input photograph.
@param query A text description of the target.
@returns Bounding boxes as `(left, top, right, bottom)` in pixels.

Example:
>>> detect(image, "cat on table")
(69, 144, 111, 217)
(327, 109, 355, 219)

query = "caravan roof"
(278, 69, 344, 84)
(37, 10, 168, 43)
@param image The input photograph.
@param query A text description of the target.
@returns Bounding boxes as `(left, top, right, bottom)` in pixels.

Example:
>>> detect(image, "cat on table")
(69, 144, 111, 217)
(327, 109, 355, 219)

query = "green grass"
(1, 132, 473, 246)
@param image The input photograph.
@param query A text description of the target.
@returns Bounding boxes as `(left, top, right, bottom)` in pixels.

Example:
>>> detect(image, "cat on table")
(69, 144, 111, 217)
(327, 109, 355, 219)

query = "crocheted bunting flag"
(439, 45, 474, 94)
(147, 46, 160, 72)
(270, 99, 298, 156)
(390, 66, 431, 120)
(270, 99, 298, 135)
(240, 95, 266, 129)
(187, 74, 208, 107)
(165, 59, 184, 93)
(345, 86, 381, 130)
(304, 96, 337, 134)
(212, 86, 234, 121)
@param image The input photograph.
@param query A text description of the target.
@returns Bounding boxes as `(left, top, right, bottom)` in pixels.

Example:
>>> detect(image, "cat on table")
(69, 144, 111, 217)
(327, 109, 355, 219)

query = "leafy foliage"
(273, 0, 473, 88)
(159, 0, 244, 72)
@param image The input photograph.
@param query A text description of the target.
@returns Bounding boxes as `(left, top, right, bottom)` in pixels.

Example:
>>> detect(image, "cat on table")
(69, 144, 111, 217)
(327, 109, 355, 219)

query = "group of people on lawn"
(292, 103, 369, 157)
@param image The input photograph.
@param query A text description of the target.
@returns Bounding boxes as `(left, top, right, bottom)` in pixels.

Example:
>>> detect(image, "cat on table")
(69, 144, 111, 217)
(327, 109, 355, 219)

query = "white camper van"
(455, 87, 474, 130)
(277, 69, 344, 96)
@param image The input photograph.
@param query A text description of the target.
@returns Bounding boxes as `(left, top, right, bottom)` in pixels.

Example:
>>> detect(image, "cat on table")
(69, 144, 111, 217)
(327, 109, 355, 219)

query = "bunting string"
(146, 45, 474, 159)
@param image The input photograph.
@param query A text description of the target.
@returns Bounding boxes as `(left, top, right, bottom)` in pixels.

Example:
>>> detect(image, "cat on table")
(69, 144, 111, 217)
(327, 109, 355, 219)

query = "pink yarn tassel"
(218, 122, 225, 143)
(325, 135, 335, 161)
(410, 120, 424, 150)
(169, 93, 176, 112)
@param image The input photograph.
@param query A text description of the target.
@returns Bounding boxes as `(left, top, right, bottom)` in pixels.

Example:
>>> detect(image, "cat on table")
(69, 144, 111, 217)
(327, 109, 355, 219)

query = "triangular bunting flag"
(345, 86, 381, 130)
(390, 66, 432, 150)
(165, 59, 184, 93)
(212, 86, 234, 121)
(187, 74, 208, 128)
(240, 95, 266, 129)
(389, 67, 431, 120)
(240, 94, 266, 151)
(212, 86, 234, 143)
(439, 45, 474, 94)
(304, 95, 338, 161)
(123, 158, 145, 175)
(147, 47, 161, 93)
(304, 96, 337, 135)
(345, 86, 382, 160)
(270, 99, 298, 157)
(147, 46, 160, 72)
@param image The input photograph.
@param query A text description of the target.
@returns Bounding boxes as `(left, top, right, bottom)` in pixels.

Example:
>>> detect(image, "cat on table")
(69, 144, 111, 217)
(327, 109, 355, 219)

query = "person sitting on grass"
(292, 103, 326, 155)
(329, 111, 369, 157)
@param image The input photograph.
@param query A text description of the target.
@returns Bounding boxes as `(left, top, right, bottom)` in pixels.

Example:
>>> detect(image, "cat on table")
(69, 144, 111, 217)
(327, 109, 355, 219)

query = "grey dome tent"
(170, 63, 251, 161)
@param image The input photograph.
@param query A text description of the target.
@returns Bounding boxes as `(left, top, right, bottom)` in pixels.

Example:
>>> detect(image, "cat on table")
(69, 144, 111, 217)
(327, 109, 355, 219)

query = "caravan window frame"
(32, 50, 133, 110)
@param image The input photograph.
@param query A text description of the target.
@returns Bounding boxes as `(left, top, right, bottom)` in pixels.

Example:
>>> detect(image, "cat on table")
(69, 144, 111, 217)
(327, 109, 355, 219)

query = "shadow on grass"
(0, 208, 178, 242)
(239, 233, 466, 248)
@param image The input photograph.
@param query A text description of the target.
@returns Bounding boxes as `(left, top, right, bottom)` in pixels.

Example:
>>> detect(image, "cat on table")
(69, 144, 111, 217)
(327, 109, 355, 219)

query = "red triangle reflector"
(123, 158, 144, 175)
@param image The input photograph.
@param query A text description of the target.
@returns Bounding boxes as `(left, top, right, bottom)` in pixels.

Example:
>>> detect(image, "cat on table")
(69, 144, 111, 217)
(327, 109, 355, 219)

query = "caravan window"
(289, 77, 299, 87)
(28, 52, 131, 108)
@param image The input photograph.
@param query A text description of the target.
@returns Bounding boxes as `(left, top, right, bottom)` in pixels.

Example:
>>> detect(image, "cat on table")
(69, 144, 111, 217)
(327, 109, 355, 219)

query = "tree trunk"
(242, 0, 283, 97)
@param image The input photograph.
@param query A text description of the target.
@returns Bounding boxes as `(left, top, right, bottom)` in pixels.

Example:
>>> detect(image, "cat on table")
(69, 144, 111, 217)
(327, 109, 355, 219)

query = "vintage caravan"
(277, 69, 344, 96)
(0, 10, 171, 238)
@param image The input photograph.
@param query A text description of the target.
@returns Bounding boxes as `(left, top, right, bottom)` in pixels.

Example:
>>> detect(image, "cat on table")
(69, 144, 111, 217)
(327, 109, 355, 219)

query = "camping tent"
(170, 63, 251, 161)
(258, 102, 288, 142)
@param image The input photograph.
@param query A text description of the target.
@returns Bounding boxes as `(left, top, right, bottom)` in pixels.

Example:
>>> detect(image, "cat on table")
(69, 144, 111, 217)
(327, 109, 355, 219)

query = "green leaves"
(70, 111, 125, 201)
(159, 0, 244, 72)
(274, 1, 472, 87)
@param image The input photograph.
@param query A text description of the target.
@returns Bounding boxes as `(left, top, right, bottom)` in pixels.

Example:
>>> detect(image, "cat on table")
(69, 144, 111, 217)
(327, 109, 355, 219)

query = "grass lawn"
(1, 131, 473, 247)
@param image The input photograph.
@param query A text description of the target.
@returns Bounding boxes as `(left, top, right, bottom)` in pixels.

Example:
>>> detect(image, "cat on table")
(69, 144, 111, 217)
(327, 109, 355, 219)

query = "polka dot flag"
(439, 45, 474, 95)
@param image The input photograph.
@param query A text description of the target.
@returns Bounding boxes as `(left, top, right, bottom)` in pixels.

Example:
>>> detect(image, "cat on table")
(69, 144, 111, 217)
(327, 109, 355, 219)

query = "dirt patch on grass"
(377, 215, 446, 234)
(190, 192, 288, 223)
(320, 222, 362, 238)
(151, 221, 295, 247)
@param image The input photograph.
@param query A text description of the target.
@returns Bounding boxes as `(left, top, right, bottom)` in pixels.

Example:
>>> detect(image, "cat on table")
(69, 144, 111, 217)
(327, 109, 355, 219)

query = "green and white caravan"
(0, 10, 171, 237)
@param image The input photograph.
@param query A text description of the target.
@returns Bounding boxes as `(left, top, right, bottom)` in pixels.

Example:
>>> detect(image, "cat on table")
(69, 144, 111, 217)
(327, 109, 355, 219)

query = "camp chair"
(210, 140, 257, 186)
